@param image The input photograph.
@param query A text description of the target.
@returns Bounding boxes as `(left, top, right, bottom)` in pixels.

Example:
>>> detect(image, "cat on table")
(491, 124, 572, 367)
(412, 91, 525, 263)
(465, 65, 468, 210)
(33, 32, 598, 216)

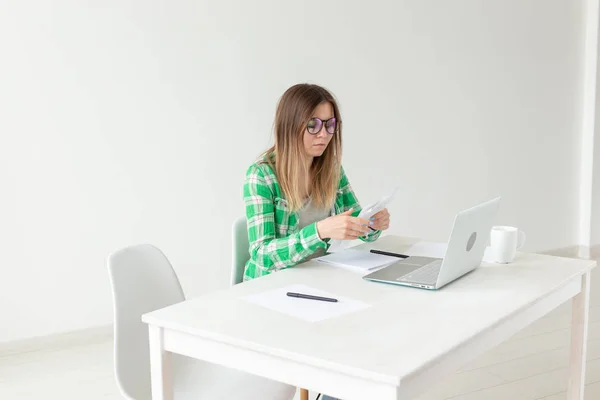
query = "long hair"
(263, 84, 342, 212)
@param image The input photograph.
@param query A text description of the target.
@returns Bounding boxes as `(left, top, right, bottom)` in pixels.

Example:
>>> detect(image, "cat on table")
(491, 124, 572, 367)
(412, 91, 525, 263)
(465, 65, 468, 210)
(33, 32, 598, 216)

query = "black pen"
(369, 249, 410, 258)
(286, 292, 338, 303)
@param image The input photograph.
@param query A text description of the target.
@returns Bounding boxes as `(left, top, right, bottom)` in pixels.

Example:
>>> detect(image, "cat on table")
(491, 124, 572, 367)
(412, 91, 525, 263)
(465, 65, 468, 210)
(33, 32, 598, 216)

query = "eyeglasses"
(306, 117, 337, 135)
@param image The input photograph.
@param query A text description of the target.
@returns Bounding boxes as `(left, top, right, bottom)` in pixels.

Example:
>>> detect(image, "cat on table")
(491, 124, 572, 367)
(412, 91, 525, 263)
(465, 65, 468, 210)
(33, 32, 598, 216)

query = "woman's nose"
(316, 125, 328, 138)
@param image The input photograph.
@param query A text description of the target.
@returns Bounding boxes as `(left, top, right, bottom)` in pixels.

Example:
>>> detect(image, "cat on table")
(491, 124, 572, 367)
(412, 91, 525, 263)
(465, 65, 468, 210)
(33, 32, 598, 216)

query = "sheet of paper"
(327, 238, 356, 253)
(328, 186, 400, 253)
(243, 284, 371, 322)
(357, 186, 399, 220)
(406, 241, 495, 262)
(315, 248, 398, 273)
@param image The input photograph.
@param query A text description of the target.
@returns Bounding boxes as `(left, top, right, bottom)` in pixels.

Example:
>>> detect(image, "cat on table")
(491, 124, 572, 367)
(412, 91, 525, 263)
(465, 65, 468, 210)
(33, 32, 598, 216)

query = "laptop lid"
(435, 197, 501, 288)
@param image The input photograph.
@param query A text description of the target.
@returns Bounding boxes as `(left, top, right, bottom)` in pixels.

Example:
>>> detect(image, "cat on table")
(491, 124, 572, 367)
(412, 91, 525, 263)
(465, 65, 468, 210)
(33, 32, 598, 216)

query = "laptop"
(363, 197, 500, 290)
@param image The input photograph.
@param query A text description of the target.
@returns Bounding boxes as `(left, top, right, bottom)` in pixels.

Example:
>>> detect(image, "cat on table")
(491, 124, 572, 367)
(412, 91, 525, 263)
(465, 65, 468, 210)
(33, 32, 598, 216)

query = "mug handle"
(517, 230, 526, 250)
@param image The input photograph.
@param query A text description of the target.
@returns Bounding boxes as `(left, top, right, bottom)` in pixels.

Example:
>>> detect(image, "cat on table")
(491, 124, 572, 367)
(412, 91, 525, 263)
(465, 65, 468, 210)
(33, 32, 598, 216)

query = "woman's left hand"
(370, 208, 390, 231)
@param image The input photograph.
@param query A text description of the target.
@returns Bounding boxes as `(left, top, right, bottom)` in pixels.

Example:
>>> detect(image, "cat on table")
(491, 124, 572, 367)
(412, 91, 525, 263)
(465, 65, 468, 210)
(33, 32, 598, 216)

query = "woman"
(243, 83, 391, 281)
(244, 84, 390, 400)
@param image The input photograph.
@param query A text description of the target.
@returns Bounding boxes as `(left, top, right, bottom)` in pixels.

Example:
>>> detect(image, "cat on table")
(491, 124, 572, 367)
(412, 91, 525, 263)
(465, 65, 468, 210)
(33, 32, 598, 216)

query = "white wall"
(580, 0, 599, 250)
(593, 92, 600, 245)
(592, 8, 600, 246)
(0, 0, 585, 343)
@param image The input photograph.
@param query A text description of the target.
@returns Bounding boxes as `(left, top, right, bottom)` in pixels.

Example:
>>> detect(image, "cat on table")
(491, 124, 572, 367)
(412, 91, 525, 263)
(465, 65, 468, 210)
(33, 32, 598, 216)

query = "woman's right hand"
(316, 208, 371, 240)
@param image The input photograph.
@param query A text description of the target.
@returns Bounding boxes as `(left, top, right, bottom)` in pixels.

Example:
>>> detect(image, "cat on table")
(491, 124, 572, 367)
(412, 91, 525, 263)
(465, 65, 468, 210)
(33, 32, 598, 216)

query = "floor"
(1, 255, 598, 400)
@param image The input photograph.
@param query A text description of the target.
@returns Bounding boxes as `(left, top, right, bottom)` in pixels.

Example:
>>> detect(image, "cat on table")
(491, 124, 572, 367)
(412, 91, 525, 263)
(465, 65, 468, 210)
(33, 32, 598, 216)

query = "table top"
(142, 236, 596, 385)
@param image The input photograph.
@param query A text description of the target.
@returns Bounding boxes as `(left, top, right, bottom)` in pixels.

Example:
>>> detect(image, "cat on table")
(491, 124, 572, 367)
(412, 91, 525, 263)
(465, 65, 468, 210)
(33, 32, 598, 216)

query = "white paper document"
(315, 248, 398, 273)
(328, 186, 400, 253)
(243, 284, 371, 322)
(406, 241, 495, 262)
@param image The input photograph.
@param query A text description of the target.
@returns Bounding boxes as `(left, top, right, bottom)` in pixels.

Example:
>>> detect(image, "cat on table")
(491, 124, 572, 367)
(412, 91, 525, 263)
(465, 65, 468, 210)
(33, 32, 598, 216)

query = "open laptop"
(363, 197, 500, 290)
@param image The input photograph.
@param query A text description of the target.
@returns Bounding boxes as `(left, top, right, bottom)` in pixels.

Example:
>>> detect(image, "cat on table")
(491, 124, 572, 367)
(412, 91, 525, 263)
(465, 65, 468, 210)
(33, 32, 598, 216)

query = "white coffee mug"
(490, 226, 526, 263)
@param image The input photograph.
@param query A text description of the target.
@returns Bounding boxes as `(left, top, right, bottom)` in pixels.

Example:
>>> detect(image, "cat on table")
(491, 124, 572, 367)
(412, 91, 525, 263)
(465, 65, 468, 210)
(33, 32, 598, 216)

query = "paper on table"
(328, 186, 400, 253)
(327, 237, 355, 254)
(405, 241, 495, 262)
(243, 284, 371, 322)
(315, 248, 398, 273)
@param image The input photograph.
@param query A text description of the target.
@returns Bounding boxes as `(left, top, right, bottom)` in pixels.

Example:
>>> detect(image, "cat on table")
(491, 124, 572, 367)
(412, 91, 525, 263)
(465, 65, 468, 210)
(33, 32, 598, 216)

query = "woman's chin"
(309, 147, 327, 157)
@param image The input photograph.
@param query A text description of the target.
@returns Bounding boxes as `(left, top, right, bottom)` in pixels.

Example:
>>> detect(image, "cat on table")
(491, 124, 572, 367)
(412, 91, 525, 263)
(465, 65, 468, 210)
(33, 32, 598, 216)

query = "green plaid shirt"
(243, 155, 381, 281)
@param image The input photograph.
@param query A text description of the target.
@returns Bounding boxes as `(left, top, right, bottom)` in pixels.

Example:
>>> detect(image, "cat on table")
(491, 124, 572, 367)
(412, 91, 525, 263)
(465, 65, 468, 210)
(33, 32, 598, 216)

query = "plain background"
(1, 0, 598, 343)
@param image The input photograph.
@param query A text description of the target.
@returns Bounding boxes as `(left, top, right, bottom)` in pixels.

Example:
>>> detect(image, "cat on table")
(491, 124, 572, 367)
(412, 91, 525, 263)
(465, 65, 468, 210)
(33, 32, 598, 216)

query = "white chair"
(231, 216, 249, 286)
(107, 244, 296, 400)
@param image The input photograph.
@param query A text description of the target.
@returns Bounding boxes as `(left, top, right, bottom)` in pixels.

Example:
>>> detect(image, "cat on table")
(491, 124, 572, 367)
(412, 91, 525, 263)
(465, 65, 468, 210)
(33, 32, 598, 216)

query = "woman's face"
(303, 102, 335, 158)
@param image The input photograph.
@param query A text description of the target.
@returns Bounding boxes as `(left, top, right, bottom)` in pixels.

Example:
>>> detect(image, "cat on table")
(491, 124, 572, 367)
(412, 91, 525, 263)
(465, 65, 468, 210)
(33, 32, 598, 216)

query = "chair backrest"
(231, 216, 249, 286)
(107, 244, 185, 400)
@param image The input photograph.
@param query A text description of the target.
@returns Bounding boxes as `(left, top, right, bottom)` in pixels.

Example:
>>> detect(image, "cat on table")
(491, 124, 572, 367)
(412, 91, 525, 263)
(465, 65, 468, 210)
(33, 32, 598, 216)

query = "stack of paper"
(315, 248, 398, 274)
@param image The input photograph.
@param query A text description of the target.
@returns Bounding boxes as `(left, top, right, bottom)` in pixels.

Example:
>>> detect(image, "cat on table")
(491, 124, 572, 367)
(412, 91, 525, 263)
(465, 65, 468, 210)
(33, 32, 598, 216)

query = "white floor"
(1, 261, 598, 400)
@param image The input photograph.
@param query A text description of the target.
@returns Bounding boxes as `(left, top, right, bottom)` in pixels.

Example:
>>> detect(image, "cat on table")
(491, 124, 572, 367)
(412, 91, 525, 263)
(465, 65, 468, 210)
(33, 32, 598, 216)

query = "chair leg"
(300, 388, 309, 400)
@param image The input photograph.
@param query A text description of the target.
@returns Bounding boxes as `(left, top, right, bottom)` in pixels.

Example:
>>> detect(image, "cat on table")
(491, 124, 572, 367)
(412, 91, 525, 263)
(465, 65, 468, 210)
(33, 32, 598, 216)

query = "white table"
(142, 236, 596, 400)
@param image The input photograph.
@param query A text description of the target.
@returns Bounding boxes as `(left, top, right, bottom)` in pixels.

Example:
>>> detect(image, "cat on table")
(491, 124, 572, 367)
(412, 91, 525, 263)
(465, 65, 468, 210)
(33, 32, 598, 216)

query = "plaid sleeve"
(338, 166, 382, 242)
(244, 164, 327, 275)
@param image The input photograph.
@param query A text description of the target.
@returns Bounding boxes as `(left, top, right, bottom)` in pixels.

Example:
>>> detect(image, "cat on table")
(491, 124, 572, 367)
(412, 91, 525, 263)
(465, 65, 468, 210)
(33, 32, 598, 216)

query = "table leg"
(568, 272, 591, 400)
(300, 388, 309, 400)
(149, 325, 174, 400)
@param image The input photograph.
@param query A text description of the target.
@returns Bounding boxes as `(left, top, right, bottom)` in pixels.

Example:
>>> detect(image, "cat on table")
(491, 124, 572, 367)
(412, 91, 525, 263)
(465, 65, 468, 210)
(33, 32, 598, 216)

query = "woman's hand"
(370, 208, 390, 231)
(316, 208, 371, 240)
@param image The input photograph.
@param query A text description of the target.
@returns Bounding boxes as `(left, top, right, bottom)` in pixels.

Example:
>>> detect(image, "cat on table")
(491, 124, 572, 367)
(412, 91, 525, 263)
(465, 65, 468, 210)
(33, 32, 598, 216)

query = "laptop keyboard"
(398, 260, 443, 285)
